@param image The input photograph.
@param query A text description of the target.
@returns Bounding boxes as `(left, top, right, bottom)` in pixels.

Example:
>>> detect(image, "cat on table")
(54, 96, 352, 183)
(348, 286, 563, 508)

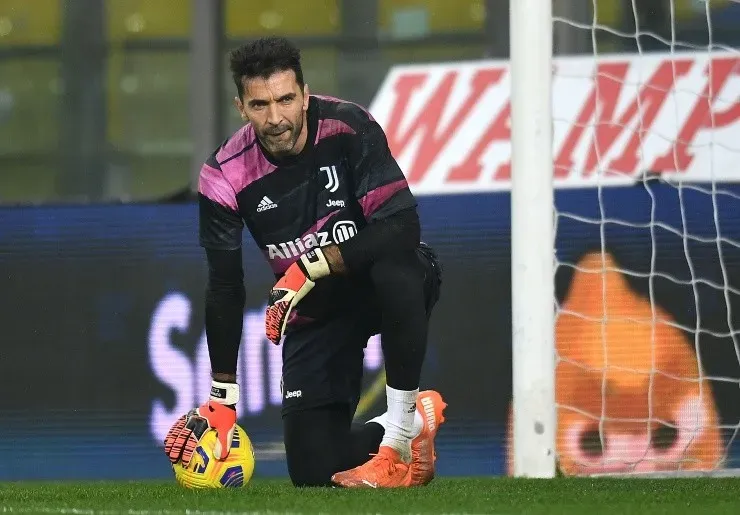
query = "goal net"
(522, 0, 740, 476)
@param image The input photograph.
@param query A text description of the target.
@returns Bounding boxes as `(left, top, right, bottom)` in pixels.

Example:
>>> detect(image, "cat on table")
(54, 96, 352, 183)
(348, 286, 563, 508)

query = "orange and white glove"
(163, 382, 238, 466)
(265, 248, 331, 344)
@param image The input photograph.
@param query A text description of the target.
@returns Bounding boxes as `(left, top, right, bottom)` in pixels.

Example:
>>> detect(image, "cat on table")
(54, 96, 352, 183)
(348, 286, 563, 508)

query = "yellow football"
(172, 424, 255, 488)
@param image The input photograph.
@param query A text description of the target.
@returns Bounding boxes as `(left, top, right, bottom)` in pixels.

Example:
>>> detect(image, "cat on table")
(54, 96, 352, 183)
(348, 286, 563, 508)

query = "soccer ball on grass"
(172, 424, 255, 488)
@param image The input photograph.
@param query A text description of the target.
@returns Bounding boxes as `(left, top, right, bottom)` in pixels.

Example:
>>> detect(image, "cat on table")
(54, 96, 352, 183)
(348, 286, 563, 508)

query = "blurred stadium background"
(2, 0, 738, 204)
(1, 0, 740, 483)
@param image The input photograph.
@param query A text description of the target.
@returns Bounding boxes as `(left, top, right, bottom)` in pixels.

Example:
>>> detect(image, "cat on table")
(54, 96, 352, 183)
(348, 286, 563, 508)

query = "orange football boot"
(409, 390, 447, 486)
(331, 446, 412, 488)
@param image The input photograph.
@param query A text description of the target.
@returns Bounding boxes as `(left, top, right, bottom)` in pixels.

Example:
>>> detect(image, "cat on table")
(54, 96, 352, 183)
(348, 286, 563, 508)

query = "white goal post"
(509, 0, 557, 478)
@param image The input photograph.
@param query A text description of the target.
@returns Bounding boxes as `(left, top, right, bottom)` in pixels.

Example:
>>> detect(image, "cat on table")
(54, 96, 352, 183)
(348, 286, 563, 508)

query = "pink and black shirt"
(197, 95, 417, 323)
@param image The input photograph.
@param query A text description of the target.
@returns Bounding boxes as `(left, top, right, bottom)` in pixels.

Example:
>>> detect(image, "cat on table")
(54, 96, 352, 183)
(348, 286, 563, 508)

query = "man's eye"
(280, 98, 293, 104)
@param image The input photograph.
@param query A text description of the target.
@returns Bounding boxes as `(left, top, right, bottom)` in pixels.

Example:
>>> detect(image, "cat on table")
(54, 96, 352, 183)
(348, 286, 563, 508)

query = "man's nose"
(266, 103, 281, 125)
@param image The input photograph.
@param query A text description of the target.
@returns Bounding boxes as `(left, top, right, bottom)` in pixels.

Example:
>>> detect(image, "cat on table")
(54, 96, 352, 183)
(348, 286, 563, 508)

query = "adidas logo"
(256, 196, 277, 212)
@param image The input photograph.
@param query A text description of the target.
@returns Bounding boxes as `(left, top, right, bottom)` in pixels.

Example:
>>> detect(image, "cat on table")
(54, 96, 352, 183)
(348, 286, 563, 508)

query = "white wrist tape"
(209, 380, 240, 406)
(300, 247, 331, 280)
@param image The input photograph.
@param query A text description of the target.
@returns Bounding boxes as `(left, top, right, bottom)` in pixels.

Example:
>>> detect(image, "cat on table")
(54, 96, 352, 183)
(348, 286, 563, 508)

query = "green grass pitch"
(2, 477, 740, 514)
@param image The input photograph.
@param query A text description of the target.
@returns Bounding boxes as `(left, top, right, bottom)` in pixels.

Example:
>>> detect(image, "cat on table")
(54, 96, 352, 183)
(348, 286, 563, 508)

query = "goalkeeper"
(164, 36, 447, 488)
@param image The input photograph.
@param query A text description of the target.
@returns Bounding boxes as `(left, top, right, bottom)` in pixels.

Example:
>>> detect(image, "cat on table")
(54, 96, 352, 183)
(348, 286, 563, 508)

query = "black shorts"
(280, 243, 442, 416)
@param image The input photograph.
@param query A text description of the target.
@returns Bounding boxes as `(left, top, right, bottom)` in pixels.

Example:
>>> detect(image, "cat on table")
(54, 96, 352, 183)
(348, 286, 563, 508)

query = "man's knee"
(371, 249, 440, 315)
(285, 430, 340, 487)
(370, 251, 426, 295)
(283, 405, 351, 487)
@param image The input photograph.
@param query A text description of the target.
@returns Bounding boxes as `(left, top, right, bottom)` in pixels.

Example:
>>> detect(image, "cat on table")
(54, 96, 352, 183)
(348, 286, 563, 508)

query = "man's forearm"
(328, 208, 420, 274)
(205, 284, 245, 379)
(204, 248, 246, 379)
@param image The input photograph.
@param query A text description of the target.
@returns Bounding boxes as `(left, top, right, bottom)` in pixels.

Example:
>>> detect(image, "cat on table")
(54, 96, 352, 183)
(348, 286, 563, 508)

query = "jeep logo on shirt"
(326, 199, 345, 208)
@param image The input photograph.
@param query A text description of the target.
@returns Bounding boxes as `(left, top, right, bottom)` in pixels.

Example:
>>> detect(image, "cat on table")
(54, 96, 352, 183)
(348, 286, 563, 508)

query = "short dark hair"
(228, 37, 305, 99)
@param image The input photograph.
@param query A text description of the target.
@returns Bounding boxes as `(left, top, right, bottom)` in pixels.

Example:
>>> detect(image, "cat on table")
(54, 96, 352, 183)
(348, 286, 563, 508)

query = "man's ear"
(302, 84, 310, 112)
(234, 96, 249, 121)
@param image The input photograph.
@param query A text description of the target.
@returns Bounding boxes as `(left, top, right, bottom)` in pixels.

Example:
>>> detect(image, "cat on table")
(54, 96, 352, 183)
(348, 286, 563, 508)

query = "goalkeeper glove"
(163, 381, 238, 466)
(265, 248, 331, 344)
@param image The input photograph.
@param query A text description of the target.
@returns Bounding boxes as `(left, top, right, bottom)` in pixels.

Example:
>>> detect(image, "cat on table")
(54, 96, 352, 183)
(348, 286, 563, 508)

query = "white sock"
(368, 410, 423, 439)
(379, 386, 419, 462)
